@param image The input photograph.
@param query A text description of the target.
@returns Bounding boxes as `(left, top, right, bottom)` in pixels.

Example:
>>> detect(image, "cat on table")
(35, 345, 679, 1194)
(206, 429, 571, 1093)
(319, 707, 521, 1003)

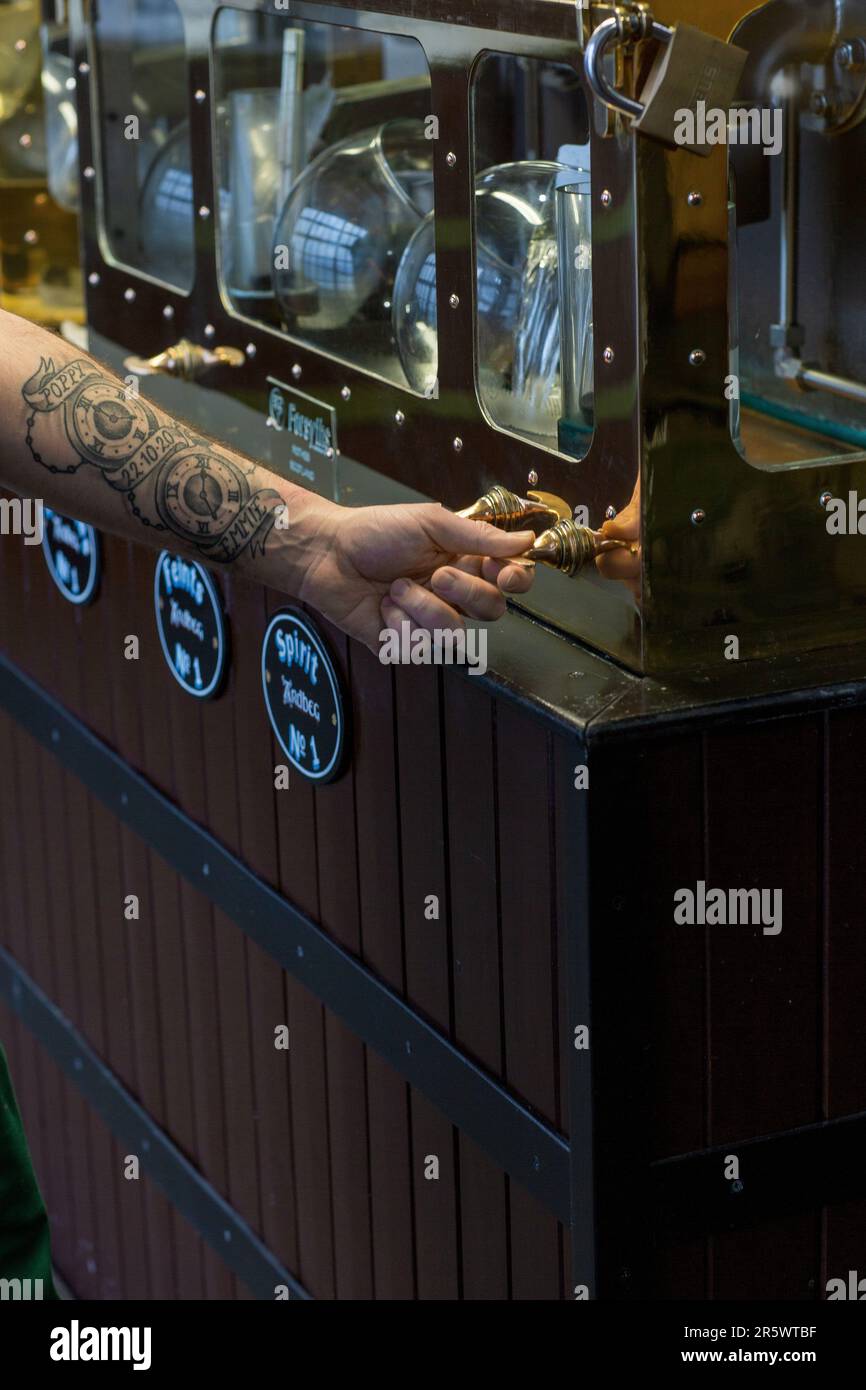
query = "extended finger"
(380, 597, 414, 633)
(476, 555, 535, 594)
(430, 565, 507, 621)
(390, 577, 467, 631)
(450, 548, 534, 595)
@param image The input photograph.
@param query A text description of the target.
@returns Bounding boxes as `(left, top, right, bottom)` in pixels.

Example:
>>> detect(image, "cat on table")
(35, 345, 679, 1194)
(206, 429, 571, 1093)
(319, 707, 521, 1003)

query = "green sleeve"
(0, 1041, 59, 1299)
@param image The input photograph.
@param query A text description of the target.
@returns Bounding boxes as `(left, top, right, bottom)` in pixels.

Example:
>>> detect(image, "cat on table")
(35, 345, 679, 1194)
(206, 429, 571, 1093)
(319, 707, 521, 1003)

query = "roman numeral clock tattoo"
(23, 357, 284, 563)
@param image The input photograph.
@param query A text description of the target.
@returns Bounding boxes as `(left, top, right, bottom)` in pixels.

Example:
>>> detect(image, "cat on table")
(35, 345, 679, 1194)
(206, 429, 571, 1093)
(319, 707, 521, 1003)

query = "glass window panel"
(731, 1, 866, 468)
(92, 0, 193, 290)
(470, 53, 594, 459)
(213, 8, 436, 391)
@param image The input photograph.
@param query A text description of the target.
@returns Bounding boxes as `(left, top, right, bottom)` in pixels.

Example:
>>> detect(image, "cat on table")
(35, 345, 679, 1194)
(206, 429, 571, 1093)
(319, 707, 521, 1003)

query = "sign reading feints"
(261, 608, 347, 783)
(266, 377, 336, 498)
(42, 509, 100, 604)
(154, 551, 227, 699)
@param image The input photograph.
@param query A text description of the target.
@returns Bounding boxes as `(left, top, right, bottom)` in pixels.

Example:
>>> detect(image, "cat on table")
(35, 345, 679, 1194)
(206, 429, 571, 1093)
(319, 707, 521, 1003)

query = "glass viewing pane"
(92, 0, 192, 290)
(467, 53, 595, 459)
(212, 9, 436, 391)
(731, 1, 866, 468)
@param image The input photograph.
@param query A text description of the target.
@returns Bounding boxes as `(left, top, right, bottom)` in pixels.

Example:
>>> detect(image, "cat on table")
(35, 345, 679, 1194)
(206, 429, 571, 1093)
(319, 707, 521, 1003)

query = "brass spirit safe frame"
(65, 0, 866, 677)
(3, 0, 865, 1304)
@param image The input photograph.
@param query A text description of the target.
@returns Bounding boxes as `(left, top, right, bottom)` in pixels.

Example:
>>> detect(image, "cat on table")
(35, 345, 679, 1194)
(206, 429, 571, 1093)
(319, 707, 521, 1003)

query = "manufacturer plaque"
(266, 376, 337, 497)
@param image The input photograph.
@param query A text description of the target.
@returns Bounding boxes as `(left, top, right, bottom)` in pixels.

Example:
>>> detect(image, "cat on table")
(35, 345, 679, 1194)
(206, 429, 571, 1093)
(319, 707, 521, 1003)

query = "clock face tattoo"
(22, 356, 286, 566)
(69, 381, 154, 469)
(155, 448, 249, 542)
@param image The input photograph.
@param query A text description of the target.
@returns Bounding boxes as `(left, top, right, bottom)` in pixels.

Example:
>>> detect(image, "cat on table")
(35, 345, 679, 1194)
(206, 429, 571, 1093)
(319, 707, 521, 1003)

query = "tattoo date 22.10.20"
(23, 355, 283, 563)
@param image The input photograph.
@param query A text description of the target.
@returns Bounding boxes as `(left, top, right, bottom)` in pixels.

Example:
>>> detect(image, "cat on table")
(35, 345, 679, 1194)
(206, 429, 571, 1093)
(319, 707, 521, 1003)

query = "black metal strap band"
(0, 945, 310, 1300)
(0, 652, 571, 1224)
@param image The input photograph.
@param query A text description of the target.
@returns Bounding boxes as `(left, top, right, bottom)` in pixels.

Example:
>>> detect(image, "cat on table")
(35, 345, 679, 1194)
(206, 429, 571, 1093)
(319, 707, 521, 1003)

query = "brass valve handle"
(123, 339, 245, 381)
(458, 485, 631, 577)
(457, 484, 570, 531)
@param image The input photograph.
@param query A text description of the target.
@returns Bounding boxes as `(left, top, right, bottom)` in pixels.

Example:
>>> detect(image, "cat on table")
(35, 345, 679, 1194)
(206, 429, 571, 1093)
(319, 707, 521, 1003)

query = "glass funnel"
(271, 117, 434, 382)
(395, 160, 571, 445)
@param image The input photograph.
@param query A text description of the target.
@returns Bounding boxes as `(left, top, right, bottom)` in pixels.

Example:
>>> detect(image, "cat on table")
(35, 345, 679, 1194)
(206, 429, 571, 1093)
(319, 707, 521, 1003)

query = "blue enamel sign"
(261, 608, 347, 783)
(154, 551, 227, 699)
(42, 509, 100, 604)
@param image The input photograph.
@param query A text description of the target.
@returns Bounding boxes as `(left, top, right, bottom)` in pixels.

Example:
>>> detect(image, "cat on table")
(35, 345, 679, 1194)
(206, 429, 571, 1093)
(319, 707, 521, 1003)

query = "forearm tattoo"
(23, 356, 284, 563)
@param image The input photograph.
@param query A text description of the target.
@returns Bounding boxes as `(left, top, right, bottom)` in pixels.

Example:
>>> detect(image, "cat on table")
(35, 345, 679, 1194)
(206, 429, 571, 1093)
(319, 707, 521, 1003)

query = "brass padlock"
(584, 10, 748, 155)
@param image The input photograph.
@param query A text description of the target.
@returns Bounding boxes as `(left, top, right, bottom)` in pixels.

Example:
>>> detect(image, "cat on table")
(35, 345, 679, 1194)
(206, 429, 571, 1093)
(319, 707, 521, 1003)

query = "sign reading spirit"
(42, 509, 100, 604)
(154, 551, 227, 699)
(261, 608, 347, 783)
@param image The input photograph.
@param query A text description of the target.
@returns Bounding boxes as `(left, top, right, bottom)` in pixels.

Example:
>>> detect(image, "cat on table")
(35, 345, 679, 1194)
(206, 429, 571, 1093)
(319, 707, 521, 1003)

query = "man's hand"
(0, 309, 537, 649)
(298, 501, 536, 652)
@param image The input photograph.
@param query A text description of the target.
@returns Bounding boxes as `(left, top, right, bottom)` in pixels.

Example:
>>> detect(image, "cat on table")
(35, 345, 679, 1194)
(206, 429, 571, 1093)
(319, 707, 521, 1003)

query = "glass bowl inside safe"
(271, 117, 434, 384)
(394, 160, 589, 448)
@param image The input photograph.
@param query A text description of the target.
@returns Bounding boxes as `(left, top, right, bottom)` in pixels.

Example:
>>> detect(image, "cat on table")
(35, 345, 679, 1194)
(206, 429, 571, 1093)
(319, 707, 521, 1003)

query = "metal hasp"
(458, 484, 632, 575)
(584, 9, 669, 119)
(584, 6, 748, 152)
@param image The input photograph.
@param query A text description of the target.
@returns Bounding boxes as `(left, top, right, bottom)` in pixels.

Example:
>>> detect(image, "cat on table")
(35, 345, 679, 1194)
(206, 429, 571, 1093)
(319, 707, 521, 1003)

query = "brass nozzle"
(123, 339, 245, 381)
(457, 485, 568, 531)
(458, 485, 632, 576)
(528, 519, 630, 576)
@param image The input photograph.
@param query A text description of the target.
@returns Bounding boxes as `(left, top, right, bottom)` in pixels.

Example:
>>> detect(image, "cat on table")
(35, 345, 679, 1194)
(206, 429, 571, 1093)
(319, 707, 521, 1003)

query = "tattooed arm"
(0, 309, 535, 650)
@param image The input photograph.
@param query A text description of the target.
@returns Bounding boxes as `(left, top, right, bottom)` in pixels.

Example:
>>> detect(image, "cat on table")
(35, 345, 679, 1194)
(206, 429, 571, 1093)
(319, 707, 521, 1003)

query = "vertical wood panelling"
(226, 577, 300, 1296)
(704, 719, 821, 1300)
(263, 594, 334, 1299)
(307, 614, 373, 1301)
(76, 539, 155, 1299)
(36, 592, 101, 1298)
(644, 736, 708, 1299)
(0, 521, 59, 1284)
(7, 541, 77, 1280)
(588, 736, 698, 1299)
(396, 664, 460, 1300)
(200, 569, 268, 1295)
(351, 645, 415, 1298)
(444, 673, 509, 1300)
(495, 702, 562, 1299)
(825, 707, 866, 1116)
(7, 502, 866, 1302)
(824, 706, 866, 1296)
(55, 548, 126, 1299)
(127, 542, 222, 1297)
(704, 720, 821, 1138)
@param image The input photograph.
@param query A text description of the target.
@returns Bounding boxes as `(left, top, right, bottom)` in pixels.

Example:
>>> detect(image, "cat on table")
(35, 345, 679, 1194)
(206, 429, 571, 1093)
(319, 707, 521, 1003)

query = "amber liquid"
(0, 179, 83, 324)
(0, 3, 40, 124)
